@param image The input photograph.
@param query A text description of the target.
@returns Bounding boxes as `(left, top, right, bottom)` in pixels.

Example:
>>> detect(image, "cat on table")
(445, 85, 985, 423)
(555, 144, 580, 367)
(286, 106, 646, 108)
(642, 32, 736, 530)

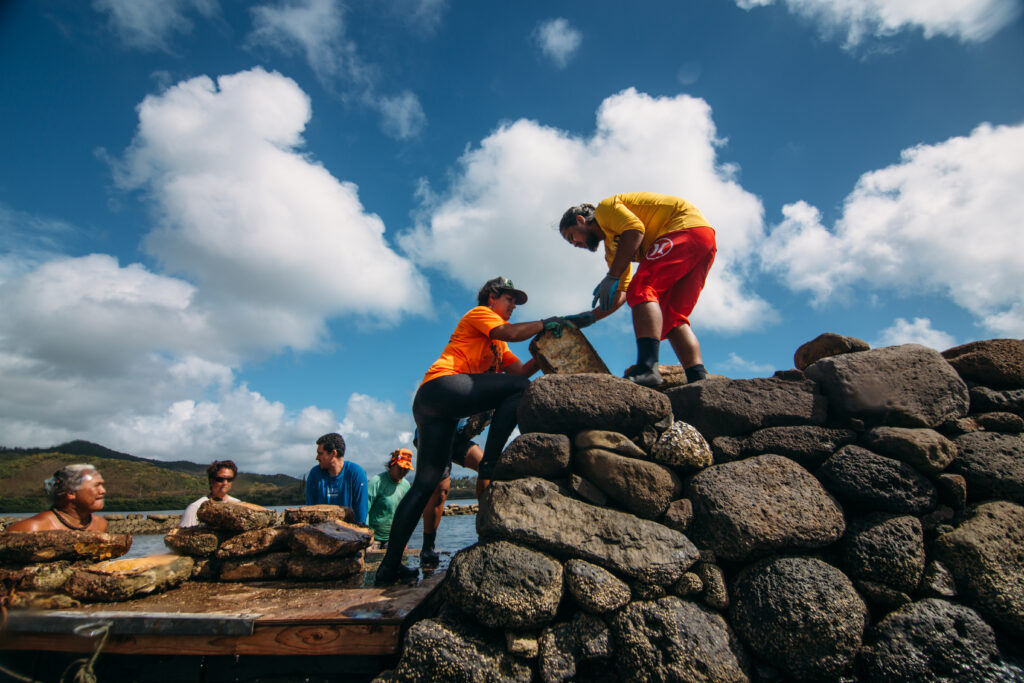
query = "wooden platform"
(0, 562, 445, 657)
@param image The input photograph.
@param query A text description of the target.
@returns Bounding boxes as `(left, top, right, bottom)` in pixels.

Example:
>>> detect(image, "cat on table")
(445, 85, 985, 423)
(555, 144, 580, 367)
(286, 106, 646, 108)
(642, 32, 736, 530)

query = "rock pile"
(379, 337, 1024, 682)
(163, 501, 371, 582)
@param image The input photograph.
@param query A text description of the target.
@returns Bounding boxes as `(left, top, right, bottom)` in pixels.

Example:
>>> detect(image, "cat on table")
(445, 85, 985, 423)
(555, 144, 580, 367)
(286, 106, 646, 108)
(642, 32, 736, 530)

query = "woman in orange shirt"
(375, 277, 566, 585)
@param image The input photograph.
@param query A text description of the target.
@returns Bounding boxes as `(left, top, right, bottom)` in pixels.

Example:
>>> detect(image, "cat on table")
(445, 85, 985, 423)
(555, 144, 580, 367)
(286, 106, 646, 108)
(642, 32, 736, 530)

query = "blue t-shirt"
(305, 461, 369, 525)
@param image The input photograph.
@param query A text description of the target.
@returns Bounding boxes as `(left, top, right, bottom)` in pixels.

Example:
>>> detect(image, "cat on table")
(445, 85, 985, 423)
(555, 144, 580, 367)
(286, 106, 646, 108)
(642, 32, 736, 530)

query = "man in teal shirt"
(367, 449, 414, 548)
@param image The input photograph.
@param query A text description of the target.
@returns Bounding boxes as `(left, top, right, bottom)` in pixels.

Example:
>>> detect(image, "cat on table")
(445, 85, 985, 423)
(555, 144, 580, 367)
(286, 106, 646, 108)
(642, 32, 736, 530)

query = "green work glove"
(563, 311, 595, 329)
(541, 317, 575, 338)
(592, 274, 619, 312)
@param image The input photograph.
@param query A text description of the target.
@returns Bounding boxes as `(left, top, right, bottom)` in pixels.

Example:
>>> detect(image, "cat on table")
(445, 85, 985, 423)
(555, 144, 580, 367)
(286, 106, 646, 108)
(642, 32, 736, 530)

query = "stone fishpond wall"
(379, 337, 1024, 682)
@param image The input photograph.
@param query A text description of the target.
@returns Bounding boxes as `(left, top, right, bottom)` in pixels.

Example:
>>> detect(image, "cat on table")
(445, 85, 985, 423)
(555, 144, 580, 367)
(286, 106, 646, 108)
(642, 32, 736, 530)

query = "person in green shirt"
(367, 449, 414, 548)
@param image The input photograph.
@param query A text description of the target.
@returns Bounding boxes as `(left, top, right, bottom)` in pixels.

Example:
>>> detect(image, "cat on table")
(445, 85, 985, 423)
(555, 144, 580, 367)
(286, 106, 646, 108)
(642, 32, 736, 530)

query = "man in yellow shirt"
(559, 192, 717, 388)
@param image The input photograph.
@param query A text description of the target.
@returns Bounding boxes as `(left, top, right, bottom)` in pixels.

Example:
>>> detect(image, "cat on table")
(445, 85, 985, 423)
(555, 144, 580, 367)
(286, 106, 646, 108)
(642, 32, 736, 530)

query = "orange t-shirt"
(421, 306, 520, 385)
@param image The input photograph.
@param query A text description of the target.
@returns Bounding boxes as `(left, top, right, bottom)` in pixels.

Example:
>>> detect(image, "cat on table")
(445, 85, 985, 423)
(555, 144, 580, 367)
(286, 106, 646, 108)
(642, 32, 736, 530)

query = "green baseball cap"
(481, 276, 528, 305)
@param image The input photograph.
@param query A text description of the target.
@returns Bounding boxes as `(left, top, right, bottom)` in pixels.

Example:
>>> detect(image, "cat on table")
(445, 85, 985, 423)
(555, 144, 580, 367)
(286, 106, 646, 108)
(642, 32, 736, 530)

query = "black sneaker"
(625, 365, 665, 388)
(374, 563, 419, 586)
(419, 548, 440, 568)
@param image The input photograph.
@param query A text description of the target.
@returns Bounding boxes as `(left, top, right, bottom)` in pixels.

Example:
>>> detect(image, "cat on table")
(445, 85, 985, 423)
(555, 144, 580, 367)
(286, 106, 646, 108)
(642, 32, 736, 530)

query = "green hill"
(0, 441, 304, 513)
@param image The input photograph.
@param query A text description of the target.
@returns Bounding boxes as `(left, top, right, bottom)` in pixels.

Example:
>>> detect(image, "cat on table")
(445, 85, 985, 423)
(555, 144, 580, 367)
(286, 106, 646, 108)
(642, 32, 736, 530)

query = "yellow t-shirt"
(421, 306, 520, 385)
(594, 192, 711, 290)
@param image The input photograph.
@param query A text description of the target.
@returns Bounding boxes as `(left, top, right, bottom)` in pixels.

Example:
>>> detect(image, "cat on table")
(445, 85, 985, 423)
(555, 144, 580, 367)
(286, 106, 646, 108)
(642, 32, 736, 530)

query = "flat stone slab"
(283, 504, 353, 525)
(65, 553, 194, 602)
(0, 561, 82, 592)
(219, 551, 290, 581)
(285, 553, 364, 581)
(288, 520, 374, 556)
(163, 525, 222, 557)
(0, 530, 132, 564)
(478, 477, 698, 585)
(198, 500, 277, 532)
(215, 526, 291, 559)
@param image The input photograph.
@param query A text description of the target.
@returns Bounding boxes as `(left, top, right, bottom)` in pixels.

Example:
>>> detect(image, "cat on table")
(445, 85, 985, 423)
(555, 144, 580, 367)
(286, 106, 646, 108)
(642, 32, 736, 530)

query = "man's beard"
(587, 233, 601, 251)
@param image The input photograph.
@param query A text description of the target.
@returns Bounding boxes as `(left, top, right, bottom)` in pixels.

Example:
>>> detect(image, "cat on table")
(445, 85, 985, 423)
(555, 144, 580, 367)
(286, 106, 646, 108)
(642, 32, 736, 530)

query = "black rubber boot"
(624, 364, 665, 388)
(419, 548, 440, 567)
(374, 562, 419, 586)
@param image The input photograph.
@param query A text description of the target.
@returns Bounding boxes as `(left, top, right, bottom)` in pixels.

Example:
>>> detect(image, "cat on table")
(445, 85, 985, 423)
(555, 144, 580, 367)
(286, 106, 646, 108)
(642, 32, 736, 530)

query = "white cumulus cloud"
(401, 88, 775, 334)
(533, 18, 583, 68)
(761, 122, 1024, 337)
(873, 317, 957, 350)
(734, 0, 1021, 47)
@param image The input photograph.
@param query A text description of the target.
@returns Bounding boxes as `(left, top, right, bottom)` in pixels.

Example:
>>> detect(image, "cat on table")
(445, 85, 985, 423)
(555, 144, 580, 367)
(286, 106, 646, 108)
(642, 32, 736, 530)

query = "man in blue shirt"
(305, 432, 369, 525)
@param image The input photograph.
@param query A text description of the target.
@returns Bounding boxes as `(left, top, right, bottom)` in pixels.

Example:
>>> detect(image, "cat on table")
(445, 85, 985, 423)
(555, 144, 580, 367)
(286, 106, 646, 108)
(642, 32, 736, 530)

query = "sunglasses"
(212, 476, 234, 483)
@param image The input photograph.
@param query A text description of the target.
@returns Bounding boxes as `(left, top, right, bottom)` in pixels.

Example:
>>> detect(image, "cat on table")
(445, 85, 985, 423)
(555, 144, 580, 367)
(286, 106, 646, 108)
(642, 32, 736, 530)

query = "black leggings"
(379, 372, 529, 571)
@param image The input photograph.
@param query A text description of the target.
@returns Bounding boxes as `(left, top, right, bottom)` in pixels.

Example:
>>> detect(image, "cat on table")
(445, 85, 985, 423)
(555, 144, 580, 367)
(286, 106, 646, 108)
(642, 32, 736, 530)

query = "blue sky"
(1, 0, 1022, 479)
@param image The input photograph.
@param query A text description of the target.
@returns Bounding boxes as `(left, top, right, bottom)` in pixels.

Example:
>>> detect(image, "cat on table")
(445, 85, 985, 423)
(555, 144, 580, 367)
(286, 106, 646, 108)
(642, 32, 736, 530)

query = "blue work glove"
(592, 274, 620, 312)
(541, 317, 575, 338)
(563, 311, 595, 329)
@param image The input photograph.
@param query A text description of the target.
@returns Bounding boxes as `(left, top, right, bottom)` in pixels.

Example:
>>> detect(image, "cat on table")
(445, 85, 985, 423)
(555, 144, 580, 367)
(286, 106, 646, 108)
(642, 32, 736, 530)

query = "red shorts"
(625, 226, 716, 340)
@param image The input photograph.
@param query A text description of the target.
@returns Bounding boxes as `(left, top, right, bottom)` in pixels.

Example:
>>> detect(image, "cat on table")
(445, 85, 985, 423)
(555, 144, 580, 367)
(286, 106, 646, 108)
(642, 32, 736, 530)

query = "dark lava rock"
(493, 432, 571, 481)
(518, 374, 671, 438)
(933, 500, 1024, 638)
(283, 504, 353, 525)
(218, 551, 289, 581)
(385, 618, 532, 682)
(969, 386, 1024, 416)
(163, 525, 222, 557)
(0, 530, 132, 564)
(975, 411, 1024, 433)
(861, 426, 957, 475)
(215, 525, 291, 558)
(666, 377, 827, 441)
(478, 478, 698, 585)
(567, 473, 607, 507)
(950, 431, 1024, 504)
(794, 332, 870, 371)
(574, 447, 681, 519)
(288, 519, 374, 556)
(537, 612, 611, 683)
(841, 513, 925, 595)
(685, 454, 845, 562)
(713, 425, 856, 469)
(610, 596, 751, 683)
(729, 556, 867, 681)
(660, 498, 693, 534)
(817, 445, 937, 514)
(563, 558, 631, 614)
(198, 500, 277, 532)
(859, 598, 1006, 682)
(942, 338, 1024, 390)
(575, 430, 647, 458)
(445, 540, 563, 629)
(806, 344, 969, 428)
(286, 553, 363, 580)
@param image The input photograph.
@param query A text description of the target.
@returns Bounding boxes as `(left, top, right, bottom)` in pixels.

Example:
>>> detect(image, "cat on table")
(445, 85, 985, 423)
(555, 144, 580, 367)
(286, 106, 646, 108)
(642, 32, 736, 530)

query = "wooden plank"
(0, 622, 403, 655)
(4, 610, 257, 636)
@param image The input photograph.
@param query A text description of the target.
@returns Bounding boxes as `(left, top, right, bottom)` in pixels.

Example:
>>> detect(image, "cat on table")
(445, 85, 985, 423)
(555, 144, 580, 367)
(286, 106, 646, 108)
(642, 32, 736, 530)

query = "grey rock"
(518, 374, 672, 438)
(660, 498, 693, 533)
(650, 421, 713, 469)
(575, 430, 647, 458)
(729, 556, 867, 681)
(841, 513, 925, 595)
(859, 599, 1006, 682)
(794, 332, 870, 370)
(969, 386, 1024, 416)
(478, 478, 699, 585)
(537, 613, 611, 683)
(686, 454, 846, 562)
(575, 447, 681, 519)
(445, 540, 563, 629)
(667, 377, 827, 441)
(611, 596, 751, 683)
(975, 411, 1024, 433)
(568, 473, 607, 507)
(942, 338, 1024, 390)
(950, 431, 1024, 504)
(933, 500, 1024, 637)
(714, 425, 857, 469)
(817, 445, 937, 514)
(288, 519, 374, 556)
(861, 426, 957, 474)
(806, 344, 970, 428)
(918, 561, 957, 599)
(493, 432, 571, 481)
(564, 558, 631, 614)
(388, 618, 532, 683)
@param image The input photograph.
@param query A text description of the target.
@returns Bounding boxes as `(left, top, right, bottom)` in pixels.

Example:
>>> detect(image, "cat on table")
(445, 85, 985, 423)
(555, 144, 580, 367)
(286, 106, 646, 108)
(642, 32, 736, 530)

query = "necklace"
(51, 506, 91, 531)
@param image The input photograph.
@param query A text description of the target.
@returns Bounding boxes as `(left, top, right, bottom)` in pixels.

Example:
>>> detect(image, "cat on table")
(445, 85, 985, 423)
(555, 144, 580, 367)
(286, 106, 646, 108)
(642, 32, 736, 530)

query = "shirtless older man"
(7, 464, 108, 532)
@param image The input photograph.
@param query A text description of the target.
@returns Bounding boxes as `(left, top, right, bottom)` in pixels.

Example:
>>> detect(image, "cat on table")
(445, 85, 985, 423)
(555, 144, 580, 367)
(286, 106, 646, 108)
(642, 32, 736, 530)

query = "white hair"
(43, 464, 99, 503)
